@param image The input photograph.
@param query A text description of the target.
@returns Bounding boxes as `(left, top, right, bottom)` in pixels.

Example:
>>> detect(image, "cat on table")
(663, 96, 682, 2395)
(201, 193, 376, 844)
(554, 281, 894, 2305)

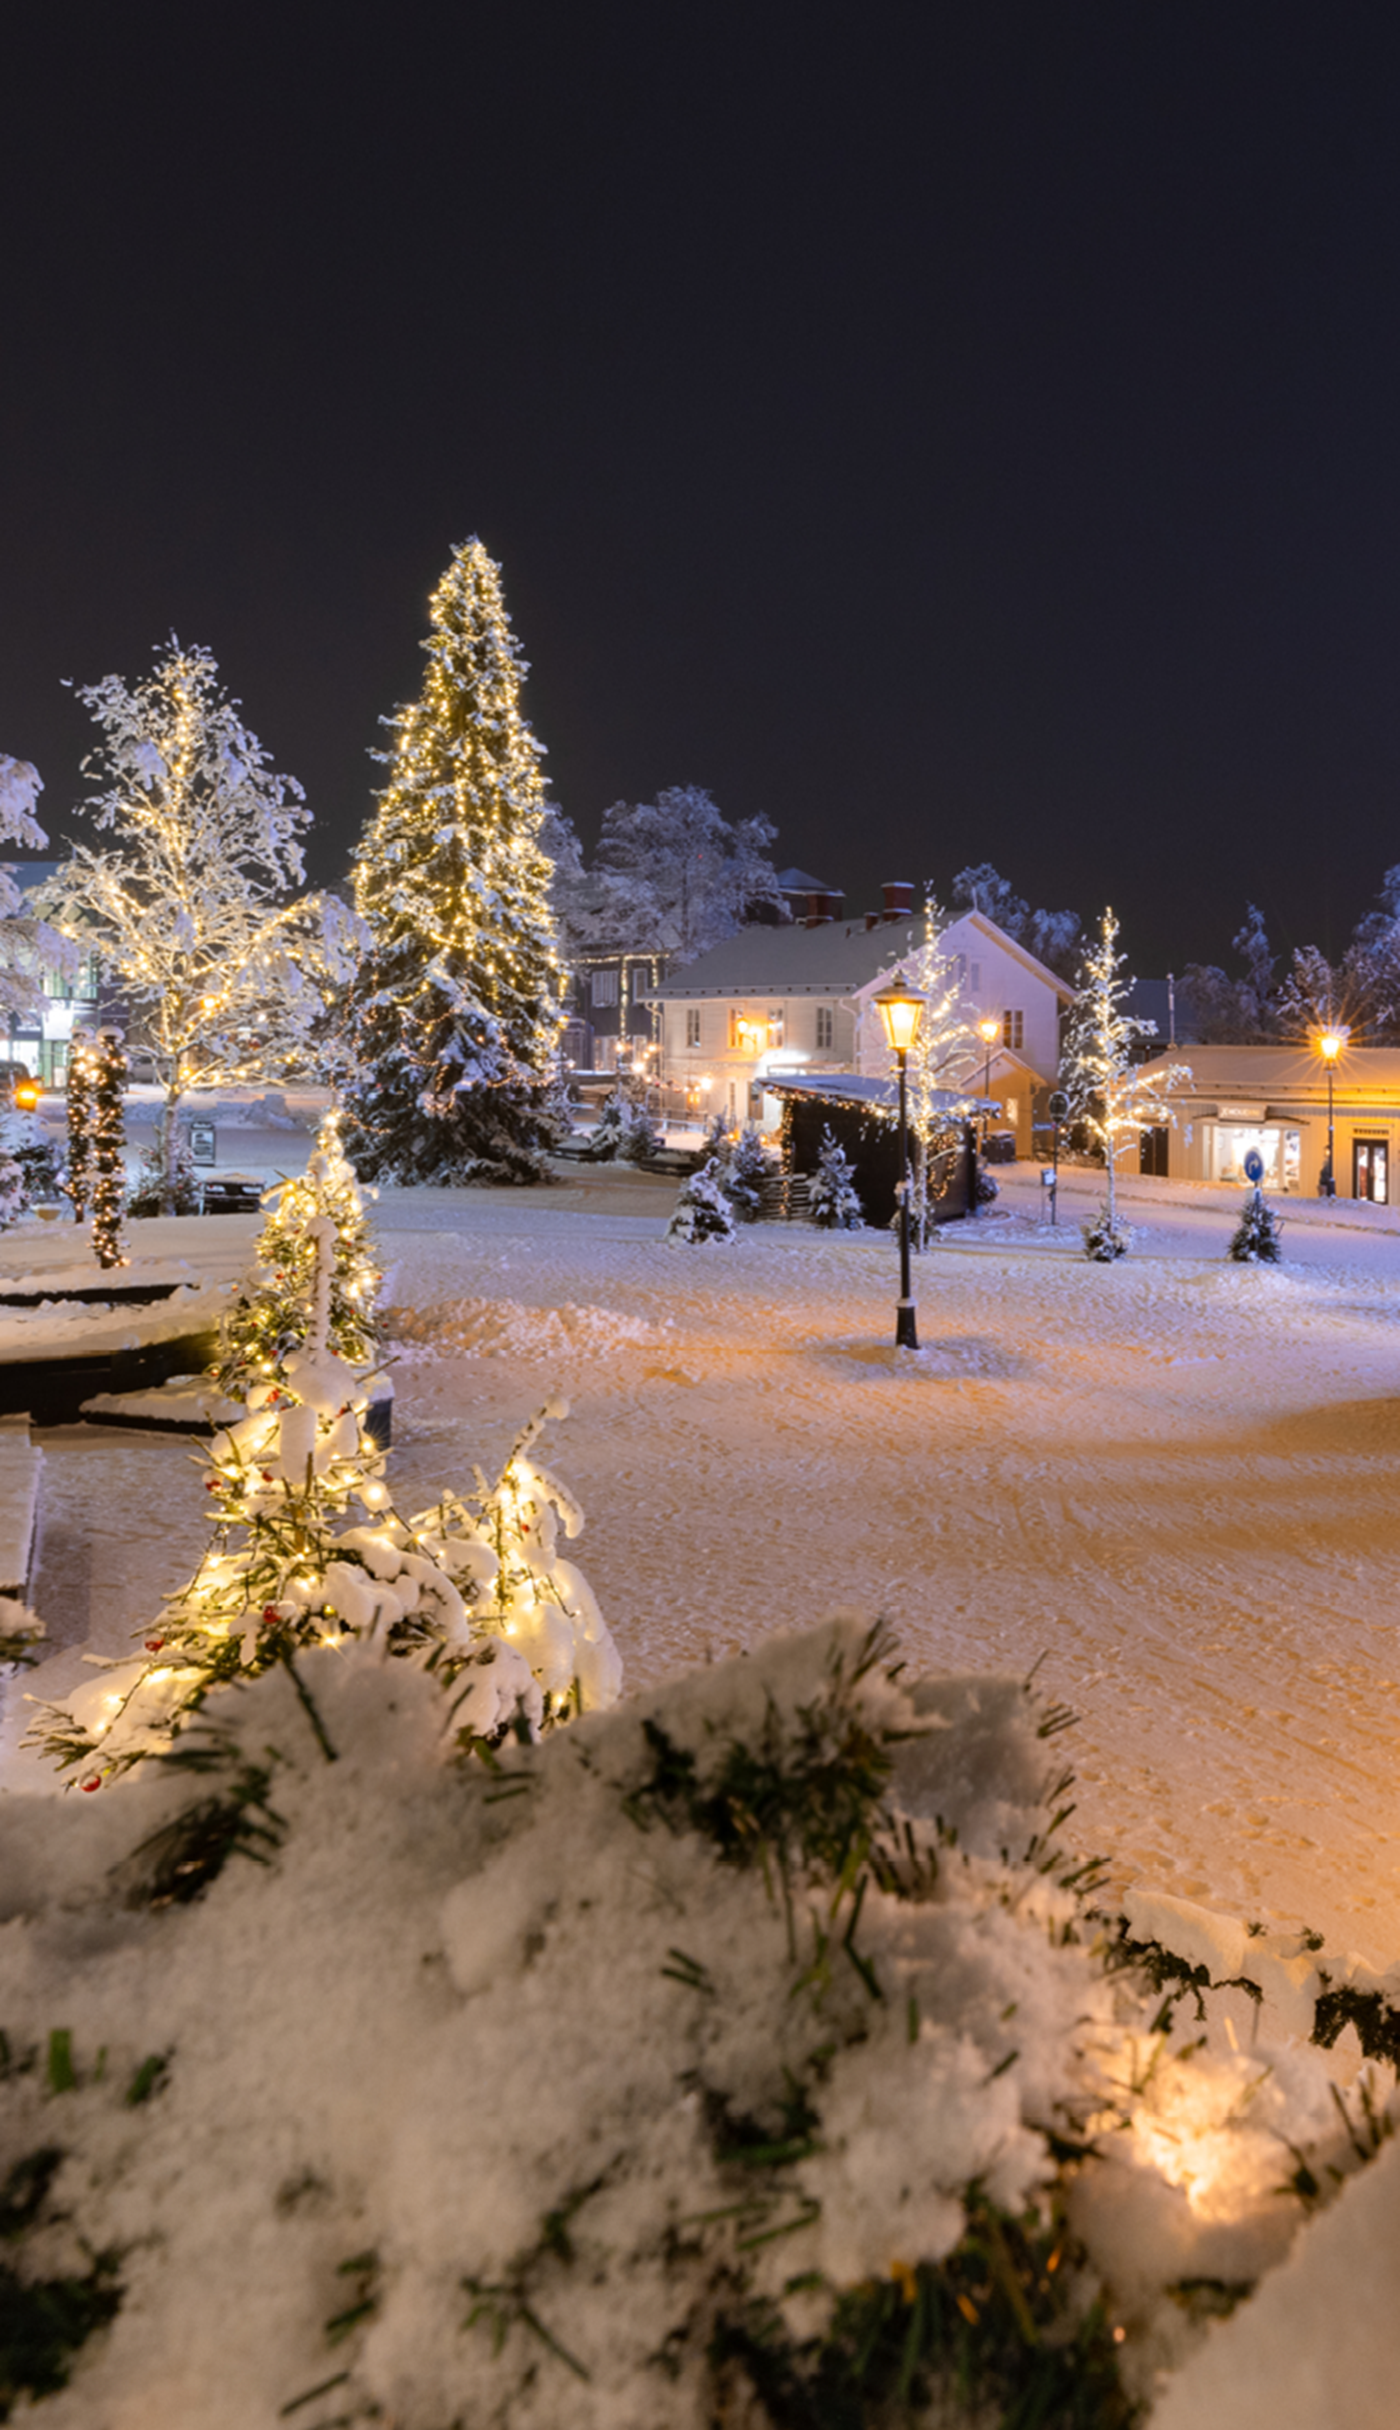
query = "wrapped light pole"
(875, 970, 926, 1350)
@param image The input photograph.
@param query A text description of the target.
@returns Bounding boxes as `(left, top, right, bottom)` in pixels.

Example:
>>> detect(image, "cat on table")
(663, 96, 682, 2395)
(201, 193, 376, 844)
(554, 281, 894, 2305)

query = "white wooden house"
(649, 893, 1071, 1145)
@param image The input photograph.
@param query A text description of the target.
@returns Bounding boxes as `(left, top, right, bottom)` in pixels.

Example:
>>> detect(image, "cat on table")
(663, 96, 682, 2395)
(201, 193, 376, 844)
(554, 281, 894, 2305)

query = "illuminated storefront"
(1134, 1047, 1400, 1201)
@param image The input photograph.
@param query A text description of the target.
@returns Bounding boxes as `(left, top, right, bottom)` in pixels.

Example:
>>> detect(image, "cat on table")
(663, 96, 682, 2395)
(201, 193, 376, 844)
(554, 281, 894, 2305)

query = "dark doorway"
(1353, 1138, 1389, 1202)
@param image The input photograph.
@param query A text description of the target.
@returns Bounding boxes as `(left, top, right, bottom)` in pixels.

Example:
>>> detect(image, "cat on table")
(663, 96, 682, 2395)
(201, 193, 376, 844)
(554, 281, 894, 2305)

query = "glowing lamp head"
(874, 970, 926, 1058)
(1315, 1025, 1349, 1063)
(12, 1080, 39, 1112)
(976, 1015, 1001, 1049)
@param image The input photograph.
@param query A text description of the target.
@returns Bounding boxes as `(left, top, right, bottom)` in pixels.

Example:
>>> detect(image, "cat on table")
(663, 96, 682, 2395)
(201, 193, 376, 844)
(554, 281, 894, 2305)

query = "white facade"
(652, 907, 1071, 1139)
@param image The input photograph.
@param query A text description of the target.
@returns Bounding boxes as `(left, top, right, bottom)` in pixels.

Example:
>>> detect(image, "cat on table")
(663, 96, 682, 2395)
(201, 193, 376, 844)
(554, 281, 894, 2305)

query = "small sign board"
(1242, 1148, 1265, 1185)
(1047, 1090, 1070, 1122)
(188, 1121, 217, 1167)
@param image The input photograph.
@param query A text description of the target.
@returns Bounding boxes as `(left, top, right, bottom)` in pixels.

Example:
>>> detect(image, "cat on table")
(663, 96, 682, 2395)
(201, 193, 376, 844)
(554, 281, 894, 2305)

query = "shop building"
(1134, 1044, 1400, 1201)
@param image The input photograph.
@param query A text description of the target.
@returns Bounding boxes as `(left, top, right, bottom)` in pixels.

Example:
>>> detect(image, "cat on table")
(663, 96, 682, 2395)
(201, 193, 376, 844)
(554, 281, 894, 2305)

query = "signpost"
(188, 1122, 217, 1167)
(1044, 1089, 1070, 1226)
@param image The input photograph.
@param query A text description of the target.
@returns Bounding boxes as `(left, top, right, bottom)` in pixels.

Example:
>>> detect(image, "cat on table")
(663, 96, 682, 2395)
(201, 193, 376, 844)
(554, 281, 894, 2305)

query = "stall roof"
(760, 1070, 990, 1113)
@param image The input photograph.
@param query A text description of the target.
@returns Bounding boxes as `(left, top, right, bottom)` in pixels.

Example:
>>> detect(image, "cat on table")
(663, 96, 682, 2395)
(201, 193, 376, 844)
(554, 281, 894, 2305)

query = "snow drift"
(0, 1617, 1389, 2426)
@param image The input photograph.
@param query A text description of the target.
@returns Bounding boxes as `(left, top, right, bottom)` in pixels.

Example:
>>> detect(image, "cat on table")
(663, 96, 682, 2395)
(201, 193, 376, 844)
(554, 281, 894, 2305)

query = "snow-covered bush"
(808, 1125, 864, 1229)
(126, 1134, 202, 1217)
(720, 1118, 774, 1220)
(1083, 1205, 1132, 1262)
(667, 1155, 736, 1243)
(974, 1162, 999, 1206)
(584, 1086, 659, 1164)
(0, 1620, 1383, 2427)
(1228, 1191, 1284, 1264)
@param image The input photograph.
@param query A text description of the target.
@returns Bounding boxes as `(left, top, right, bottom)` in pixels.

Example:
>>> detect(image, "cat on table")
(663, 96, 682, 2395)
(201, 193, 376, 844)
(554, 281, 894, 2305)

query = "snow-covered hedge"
(0, 1619, 1388, 2426)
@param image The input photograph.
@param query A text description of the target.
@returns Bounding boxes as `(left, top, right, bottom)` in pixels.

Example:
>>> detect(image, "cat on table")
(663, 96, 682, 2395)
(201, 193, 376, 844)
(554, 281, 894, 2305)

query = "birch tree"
(1061, 906, 1190, 1249)
(42, 643, 357, 1212)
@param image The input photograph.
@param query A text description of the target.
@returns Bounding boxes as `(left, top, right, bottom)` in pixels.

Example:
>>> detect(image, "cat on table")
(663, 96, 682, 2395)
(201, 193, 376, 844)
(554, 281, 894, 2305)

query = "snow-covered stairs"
(0, 1419, 41, 1597)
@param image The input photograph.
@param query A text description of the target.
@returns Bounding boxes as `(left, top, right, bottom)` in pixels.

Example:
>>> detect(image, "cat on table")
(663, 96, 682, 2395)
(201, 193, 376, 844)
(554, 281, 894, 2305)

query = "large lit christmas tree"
(341, 539, 564, 1184)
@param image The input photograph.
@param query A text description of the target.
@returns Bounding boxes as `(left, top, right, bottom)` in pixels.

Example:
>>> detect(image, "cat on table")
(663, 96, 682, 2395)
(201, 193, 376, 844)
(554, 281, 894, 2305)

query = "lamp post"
(976, 1014, 1000, 1135)
(875, 969, 926, 1349)
(1315, 1025, 1348, 1199)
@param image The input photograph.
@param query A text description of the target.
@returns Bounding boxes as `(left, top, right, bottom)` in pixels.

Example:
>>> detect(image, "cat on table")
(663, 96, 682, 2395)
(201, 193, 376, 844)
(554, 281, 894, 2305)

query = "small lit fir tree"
(808, 1126, 864, 1229)
(1061, 906, 1190, 1261)
(721, 1120, 774, 1220)
(342, 539, 564, 1186)
(26, 1227, 619, 1785)
(1228, 1188, 1284, 1263)
(217, 1110, 380, 1400)
(666, 1156, 736, 1244)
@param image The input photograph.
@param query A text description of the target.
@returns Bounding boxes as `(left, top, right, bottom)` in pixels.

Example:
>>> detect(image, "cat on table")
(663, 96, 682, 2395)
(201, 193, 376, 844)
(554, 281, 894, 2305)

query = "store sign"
(1218, 1104, 1262, 1120)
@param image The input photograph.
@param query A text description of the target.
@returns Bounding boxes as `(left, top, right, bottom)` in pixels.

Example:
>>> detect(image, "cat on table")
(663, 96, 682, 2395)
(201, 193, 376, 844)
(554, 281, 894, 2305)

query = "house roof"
(649, 917, 926, 999)
(775, 867, 842, 896)
(1136, 1044, 1400, 1102)
(649, 906, 1075, 1005)
(761, 1070, 992, 1114)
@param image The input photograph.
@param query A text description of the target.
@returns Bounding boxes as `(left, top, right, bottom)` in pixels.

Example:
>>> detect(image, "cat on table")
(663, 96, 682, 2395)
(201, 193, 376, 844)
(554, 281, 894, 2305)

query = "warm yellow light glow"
(874, 970, 926, 1058)
(976, 1015, 1001, 1048)
(1315, 1025, 1349, 1063)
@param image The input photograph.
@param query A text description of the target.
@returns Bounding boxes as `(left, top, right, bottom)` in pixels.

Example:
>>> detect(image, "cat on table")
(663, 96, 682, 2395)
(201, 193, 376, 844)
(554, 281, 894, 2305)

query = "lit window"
(1002, 1009, 1024, 1051)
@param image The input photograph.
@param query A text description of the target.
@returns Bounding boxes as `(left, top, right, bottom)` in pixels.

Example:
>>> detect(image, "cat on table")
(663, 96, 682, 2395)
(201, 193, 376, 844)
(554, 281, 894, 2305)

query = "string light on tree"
(341, 539, 565, 1186)
(1061, 907, 1191, 1261)
(42, 642, 358, 1214)
(66, 1029, 95, 1223)
(89, 1028, 129, 1270)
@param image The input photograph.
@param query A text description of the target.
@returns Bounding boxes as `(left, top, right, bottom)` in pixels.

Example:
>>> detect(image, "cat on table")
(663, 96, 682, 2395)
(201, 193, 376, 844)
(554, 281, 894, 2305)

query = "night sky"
(5, 7, 1400, 974)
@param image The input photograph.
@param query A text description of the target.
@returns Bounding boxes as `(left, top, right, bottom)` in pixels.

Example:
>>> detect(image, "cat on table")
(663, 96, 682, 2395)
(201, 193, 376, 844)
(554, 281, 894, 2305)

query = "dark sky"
(4, 6, 1400, 974)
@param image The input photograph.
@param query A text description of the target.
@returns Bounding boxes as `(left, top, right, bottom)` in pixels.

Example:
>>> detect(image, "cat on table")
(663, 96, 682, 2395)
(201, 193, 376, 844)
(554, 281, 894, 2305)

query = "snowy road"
(10, 1159, 1400, 1972)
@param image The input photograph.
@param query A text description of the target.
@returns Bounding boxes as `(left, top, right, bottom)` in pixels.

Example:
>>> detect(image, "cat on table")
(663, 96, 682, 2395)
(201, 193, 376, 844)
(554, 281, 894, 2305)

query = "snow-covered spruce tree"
(1228, 1189, 1284, 1264)
(1061, 906, 1190, 1260)
(216, 1110, 380, 1402)
(667, 1156, 736, 1244)
(89, 1028, 128, 1270)
(721, 1119, 774, 1220)
(41, 643, 356, 1214)
(342, 539, 564, 1186)
(808, 1125, 864, 1229)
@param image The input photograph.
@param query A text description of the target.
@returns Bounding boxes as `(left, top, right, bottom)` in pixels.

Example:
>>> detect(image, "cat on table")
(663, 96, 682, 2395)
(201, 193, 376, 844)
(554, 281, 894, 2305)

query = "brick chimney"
(882, 881, 915, 922)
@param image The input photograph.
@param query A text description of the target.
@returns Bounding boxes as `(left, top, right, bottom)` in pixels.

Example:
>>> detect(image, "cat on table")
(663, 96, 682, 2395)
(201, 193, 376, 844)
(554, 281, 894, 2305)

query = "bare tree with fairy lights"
(341, 539, 565, 1185)
(41, 642, 359, 1215)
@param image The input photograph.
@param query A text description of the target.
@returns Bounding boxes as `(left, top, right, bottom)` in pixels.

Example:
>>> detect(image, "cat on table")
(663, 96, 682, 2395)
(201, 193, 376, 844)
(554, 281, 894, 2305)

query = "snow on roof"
(649, 916, 926, 998)
(762, 1069, 986, 1112)
(775, 866, 842, 895)
(1137, 1043, 1400, 1100)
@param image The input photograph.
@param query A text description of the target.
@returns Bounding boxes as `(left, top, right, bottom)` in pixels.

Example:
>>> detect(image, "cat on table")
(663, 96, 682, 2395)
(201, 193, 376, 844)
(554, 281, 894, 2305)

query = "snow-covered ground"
(6, 1156, 1400, 1971)
(5, 1154, 1400, 2422)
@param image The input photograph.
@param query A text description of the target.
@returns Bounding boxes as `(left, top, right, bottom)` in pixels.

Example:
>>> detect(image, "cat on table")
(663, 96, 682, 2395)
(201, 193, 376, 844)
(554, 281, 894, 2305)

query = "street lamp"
(1314, 1025, 1348, 1198)
(976, 1014, 1001, 1121)
(875, 969, 926, 1349)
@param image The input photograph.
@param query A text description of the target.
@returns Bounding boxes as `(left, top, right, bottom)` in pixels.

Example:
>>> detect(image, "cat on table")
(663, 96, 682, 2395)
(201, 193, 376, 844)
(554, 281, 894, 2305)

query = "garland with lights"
(341, 538, 565, 1186)
(89, 1028, 128, 1270)
(65, 1029, 95, 1221)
